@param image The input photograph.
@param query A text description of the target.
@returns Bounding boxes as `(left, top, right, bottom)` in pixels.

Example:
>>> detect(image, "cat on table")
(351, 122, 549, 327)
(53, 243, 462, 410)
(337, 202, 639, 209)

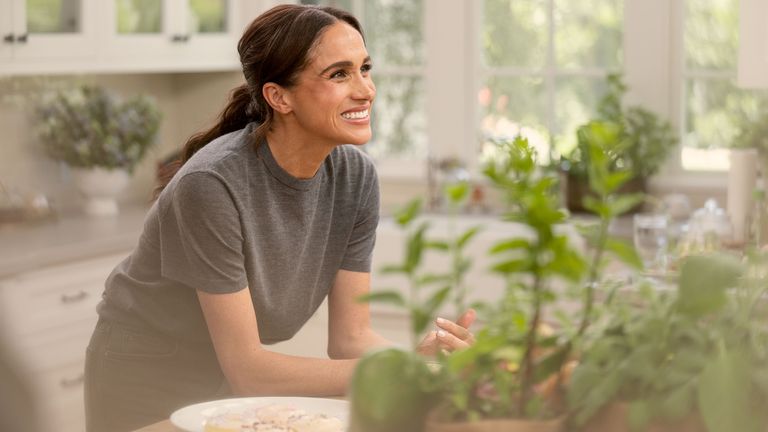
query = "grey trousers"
(84, 319, 230, 432)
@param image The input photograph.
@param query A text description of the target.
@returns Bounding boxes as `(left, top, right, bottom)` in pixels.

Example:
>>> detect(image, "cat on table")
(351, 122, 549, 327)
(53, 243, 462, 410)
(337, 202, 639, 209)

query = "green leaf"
(404, 222, 430, 273)
(491, 259, 530, 274)
(416, 274, 452, 286)
(533, 343, 570, 383)
(424, 286, 451, 315)
(357, 291, 406, 307)
(424, 240, 450, 251)
(605, 237, 643, 269)
(380, 264, 407, 275)
(457, 226, 482, 249)
(395, 199, 422, 227)
(607, 193, 645, 216)
(677, 254, 745, 317)
(411, 307, 432, 336)
(603, 170, 634, 193)
(444, 182, 470, 204)
(698, 350, 759, 432)
(489, 238, 530, 254)
(583, 196, 610, 218)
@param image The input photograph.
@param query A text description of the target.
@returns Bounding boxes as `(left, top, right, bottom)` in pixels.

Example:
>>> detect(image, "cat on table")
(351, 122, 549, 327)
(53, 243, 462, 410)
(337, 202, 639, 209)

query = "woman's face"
(284, 21, 376, 147)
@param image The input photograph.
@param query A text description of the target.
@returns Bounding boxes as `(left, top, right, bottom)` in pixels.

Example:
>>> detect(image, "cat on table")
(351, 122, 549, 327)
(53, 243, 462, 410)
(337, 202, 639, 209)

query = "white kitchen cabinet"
(0, 252, 127, 432)
(101, 0, 240, 72)
(1, 0, 98, 63)
(0, 0, 266, 74)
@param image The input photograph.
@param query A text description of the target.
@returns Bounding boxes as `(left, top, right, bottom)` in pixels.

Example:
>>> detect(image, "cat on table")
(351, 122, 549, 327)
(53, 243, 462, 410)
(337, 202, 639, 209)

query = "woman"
(84, 4, 475, 432)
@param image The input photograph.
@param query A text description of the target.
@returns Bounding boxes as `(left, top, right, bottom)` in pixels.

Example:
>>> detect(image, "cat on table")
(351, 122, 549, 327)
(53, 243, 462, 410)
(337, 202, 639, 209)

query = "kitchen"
(2, 0, 768, 431)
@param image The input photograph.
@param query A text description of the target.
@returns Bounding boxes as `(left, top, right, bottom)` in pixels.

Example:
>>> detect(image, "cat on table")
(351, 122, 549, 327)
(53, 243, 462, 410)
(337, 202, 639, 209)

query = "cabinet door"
(0, 2, 12, 60)
(175, 0, 239, 67)
(104, 0, 178, 61)
(11, 0, 98, 60)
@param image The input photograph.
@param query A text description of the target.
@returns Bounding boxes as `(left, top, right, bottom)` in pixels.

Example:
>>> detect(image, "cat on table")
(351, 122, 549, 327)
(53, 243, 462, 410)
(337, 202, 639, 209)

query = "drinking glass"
(633, 213, 669, 272)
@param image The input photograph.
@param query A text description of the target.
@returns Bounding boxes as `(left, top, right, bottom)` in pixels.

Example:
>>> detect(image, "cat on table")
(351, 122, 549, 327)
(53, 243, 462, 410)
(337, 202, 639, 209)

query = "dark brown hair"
(155, 4, 363, 196)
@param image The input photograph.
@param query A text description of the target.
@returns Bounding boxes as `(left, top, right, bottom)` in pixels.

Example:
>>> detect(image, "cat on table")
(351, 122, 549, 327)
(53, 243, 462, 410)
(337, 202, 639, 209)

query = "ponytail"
(154, 84, 256, 198)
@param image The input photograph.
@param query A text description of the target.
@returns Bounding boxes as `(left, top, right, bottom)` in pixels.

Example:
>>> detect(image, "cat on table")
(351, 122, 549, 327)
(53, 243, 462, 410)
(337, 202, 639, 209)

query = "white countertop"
(0, 205, 150, 278)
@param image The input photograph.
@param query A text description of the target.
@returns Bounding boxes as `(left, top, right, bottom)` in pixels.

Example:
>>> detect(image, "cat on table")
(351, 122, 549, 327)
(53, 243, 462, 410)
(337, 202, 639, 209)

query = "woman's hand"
(416, 309, 476, 356)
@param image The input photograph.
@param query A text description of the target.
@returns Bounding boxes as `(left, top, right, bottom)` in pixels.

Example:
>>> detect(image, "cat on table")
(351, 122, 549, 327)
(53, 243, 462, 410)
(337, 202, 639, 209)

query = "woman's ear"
(262, 83, 292, 115)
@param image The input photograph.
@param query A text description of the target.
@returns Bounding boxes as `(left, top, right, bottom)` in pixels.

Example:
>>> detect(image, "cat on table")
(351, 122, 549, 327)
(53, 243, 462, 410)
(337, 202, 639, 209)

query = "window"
(478, 0, 623, 166)
(681, 0, 768, 171)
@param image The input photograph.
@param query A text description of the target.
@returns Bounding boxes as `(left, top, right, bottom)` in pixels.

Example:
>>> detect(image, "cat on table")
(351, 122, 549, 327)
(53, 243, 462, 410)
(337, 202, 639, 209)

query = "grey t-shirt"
(97, 122, 379, 346)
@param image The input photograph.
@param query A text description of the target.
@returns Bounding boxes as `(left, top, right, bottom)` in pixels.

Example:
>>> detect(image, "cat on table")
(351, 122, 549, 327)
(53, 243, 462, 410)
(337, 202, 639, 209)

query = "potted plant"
(34, 83, 161, 216)
(561, 74, 677, 213)
(350, 129, 642, 432)
(568, 250, 768, 432)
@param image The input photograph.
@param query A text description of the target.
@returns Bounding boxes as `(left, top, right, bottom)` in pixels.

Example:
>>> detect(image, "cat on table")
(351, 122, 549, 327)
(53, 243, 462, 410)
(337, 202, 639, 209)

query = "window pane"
(364, 0, 424, 66)
(299, 0, 353, 12)
(117, 0, 162, 34)
(27, 0, 80, 33)
(684, 79, 767, 151)
(554, 0, 622, 69)
(554, 77, 608, 156)
(367, 75, 427, 160)
(188, 0, 228, 33)
(482, 0, 547, 68)
(479, 76, 550, 163)
(685, 0, 738, 70)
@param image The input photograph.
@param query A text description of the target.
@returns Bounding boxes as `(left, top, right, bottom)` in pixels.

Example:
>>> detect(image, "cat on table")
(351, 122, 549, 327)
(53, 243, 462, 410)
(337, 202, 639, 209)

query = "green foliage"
(349, 348, 441, 432)
(360, 194, 479, 349)
(568, 252, 768, 431)
(563, 74, 677, 180)
(34, 84, 161, 172)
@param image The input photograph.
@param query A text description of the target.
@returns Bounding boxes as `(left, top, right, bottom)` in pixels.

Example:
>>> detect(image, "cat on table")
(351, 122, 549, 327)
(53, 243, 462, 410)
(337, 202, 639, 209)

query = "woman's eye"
(331, 70, 348, 79)
(361, 63, 372, 74)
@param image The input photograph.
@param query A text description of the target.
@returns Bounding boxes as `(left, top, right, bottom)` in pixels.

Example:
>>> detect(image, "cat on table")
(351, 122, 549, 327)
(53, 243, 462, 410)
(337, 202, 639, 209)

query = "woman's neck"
(264, 125, 335, 179)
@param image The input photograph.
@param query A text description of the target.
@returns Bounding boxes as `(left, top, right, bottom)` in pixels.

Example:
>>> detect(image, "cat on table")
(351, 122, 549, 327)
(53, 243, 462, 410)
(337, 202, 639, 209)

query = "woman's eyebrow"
(319, 56, 372, 75)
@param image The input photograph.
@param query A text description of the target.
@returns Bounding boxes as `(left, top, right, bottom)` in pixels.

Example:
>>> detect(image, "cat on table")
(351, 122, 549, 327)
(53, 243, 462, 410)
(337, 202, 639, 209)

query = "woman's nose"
(354, 76, 376, 100)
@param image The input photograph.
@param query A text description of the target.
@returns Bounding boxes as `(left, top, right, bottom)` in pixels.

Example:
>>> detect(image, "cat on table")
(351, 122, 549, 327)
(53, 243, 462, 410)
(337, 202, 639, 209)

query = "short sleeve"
(158, 172, 248, 293)
(340, 168, 380, 272)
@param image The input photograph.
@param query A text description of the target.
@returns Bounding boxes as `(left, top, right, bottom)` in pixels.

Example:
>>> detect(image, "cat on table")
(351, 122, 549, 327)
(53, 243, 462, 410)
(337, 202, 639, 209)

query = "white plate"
(169, 396, 349, 432)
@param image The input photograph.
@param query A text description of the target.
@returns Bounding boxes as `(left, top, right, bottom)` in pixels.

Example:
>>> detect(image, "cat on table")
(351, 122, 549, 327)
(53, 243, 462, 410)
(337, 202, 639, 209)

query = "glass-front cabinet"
(105, 0, 239, 70)
(1, 0, 96, 61)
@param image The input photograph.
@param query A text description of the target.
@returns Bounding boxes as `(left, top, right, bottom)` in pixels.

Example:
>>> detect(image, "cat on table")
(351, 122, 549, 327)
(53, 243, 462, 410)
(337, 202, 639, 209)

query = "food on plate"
(203, 403, 344, 432)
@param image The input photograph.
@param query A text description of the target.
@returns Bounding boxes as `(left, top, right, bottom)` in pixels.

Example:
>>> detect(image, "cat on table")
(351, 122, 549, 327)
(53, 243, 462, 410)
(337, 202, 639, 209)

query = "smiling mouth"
(341, 109, 369, 120)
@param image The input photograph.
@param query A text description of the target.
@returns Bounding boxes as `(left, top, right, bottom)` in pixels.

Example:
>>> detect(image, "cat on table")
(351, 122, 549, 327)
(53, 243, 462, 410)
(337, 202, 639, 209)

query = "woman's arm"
(327, 270, 392, 359)
(197, 288, 356, 397)
(327, 269, 477, 359)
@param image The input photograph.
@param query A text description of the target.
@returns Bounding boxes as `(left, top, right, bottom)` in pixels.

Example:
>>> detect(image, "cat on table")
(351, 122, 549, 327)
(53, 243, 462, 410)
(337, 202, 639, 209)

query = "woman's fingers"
(456, 308, 477, 329)
(436, 329, 471, 351)
(435, 309, 476, 345)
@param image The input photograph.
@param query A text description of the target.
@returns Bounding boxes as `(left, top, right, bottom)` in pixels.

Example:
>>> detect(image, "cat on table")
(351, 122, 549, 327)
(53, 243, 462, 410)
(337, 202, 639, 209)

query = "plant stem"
(577, 216, 610, 338)
(519, 270, 543, 416)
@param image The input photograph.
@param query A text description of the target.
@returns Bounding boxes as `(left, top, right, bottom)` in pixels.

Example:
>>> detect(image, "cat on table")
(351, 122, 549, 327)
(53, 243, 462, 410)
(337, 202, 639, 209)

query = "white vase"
(727, 148, 758, 244)
(71, 167, 130, 216)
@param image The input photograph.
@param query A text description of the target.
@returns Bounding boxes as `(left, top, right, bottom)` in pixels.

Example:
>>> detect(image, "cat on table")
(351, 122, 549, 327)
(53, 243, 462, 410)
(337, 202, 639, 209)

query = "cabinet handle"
(60, 290, 88, 304)
(2, 33, 13, 43)
(60, 374, 84, 389)
(16, 34, 27, 44)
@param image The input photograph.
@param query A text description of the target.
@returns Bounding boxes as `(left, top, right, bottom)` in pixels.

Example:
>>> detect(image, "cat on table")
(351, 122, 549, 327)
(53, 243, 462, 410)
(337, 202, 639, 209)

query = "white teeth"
(342, 109, 369, 120)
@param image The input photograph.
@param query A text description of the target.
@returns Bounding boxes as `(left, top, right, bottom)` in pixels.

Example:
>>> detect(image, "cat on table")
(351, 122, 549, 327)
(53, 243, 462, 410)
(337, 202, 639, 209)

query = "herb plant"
(34, 84, 161, 172)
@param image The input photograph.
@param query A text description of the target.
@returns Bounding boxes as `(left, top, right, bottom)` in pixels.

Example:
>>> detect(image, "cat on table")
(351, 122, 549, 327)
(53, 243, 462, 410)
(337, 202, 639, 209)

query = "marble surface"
(0, 205, 151, 278)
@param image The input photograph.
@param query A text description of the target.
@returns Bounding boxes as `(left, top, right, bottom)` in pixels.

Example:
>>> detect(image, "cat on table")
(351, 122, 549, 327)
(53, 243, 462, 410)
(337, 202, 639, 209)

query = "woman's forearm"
(228, 349, 358, 397)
